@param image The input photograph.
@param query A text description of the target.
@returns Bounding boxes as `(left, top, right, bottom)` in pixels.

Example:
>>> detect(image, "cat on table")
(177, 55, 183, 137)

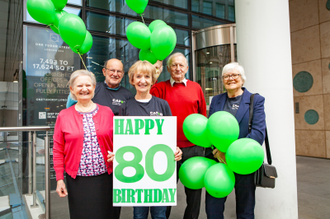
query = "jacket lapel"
(217, 93, 227, 111)
(235, 88, 251, 124)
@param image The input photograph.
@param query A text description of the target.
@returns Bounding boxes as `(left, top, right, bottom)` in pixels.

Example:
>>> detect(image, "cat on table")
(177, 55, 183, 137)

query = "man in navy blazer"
(205, 62, 266, 219)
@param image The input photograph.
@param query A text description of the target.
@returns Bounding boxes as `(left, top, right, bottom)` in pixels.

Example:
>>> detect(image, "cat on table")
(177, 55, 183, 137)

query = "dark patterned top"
(77, 106, 107, 176)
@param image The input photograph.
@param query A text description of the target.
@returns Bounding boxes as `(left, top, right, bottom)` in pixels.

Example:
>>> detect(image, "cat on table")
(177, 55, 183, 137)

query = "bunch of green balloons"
(180, 111, 264, 198)
(26, 0, 93, 55)
(124, 0, 176, 63)
(127, 19, 177, 64)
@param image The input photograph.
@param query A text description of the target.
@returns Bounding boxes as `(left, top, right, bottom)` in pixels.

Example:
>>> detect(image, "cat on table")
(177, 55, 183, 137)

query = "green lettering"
(162, 189, 169, 203)
(153, 189, 162, 203)
(121, 189, 127, 203)
(127, 189, 135, 203)
(168, 189, 176, 203)
(135, 189, 143, 203)
(155, 119, 164, 135)
(125, 119, 134, 135)
(115, 119, 124, 134)
(113, 189, 121, 203)
(144, 189, 153, 203)
(134, 119, 144, 135)
(145, 119, 155, 135)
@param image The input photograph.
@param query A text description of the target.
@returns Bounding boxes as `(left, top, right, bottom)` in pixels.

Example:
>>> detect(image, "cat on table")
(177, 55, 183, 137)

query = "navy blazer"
(209, 88, 266, 145)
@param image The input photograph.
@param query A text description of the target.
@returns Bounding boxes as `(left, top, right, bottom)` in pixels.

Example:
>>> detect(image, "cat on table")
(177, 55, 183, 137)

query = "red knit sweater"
(53, 104, 114, 181)
(150, 80, 207, 148)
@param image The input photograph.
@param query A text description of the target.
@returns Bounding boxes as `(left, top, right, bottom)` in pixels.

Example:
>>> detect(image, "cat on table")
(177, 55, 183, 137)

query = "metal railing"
(0, 126, 51, 219)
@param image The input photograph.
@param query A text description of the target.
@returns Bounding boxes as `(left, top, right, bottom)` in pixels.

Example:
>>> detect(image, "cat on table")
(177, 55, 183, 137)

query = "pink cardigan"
(53, 104, 114, 181)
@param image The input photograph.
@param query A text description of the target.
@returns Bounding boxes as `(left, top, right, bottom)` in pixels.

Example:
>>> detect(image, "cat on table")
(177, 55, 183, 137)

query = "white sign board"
(113, 116, 177, 206)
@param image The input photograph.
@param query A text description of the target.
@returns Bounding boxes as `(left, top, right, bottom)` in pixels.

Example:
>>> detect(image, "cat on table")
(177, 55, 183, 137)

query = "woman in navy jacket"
(205, 62, 266, 219)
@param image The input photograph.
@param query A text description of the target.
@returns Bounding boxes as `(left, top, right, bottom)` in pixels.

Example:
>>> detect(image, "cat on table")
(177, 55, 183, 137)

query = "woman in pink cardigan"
(53, 70, 115, 219)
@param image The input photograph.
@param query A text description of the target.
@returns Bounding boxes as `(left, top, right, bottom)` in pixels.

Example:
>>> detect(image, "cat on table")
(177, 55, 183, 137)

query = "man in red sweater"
(150, 52, 207, 219)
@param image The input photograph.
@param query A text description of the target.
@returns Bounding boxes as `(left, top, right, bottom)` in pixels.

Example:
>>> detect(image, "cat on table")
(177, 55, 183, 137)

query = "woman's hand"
(107, 151, 115, 162)
(56, 180, 68, 198)
(174, 147, 182, 161)
(213, 148, 226, 163)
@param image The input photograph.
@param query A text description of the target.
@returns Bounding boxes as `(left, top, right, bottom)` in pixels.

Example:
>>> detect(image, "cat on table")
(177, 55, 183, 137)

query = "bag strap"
(249, 94, 272, 165)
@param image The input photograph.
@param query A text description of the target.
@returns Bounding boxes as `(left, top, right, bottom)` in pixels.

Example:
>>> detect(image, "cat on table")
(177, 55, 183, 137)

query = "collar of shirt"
(170, 77, 187, 87)
(104, 81, 121, 91)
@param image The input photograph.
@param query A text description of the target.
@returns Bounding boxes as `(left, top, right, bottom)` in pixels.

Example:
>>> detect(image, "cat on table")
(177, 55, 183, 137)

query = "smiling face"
(223, 69, 244, 94)
(168, 55, 189, 82)
(70, 75, 95, 103)
(102, 59, 124, 88)
(131, 71, 153, 95)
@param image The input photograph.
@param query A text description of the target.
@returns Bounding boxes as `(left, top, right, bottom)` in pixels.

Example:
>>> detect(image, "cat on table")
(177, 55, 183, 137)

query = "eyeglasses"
(105, 68, 123, 75)
(222, 73, 241, 80)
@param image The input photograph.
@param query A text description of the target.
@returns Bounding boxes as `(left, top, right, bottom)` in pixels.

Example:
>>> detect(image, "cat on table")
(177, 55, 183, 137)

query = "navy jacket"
(209, 88, 266, 145)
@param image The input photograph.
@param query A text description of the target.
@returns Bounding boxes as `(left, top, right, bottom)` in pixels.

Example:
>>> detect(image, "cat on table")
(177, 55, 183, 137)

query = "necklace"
(75, 102, 95, 112)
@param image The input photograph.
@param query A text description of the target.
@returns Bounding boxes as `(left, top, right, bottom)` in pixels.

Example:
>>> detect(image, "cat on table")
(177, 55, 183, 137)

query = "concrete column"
(233, 0, 298, 218)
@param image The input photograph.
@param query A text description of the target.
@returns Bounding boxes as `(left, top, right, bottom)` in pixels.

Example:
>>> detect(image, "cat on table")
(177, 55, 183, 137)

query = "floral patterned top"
(77, 106, 107, 176)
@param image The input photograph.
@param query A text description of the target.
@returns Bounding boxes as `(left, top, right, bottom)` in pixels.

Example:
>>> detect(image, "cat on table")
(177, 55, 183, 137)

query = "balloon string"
(140, 14, 145, 24)
(79, 53, 87, 70)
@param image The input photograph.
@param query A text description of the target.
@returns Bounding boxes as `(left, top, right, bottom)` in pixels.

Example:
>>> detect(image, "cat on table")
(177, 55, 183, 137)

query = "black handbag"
(249, 94, 278, 188)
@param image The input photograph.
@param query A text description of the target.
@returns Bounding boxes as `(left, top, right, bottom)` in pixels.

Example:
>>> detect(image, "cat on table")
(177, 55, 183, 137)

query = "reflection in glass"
(86, 12, 135, 36)
(191, 0, 235, 21)
(171, 28, 190, 46)
(144, 5, 188, 26)
(86, 0, 136, 16)
(192, 15, 225, 29)
(152, 0, 188, 9)
(195, 45, 237, 111)
(68, 0, 82, 6)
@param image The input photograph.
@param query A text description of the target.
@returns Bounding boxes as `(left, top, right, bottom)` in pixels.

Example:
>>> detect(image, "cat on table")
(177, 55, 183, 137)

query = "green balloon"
(204, 163, 235, 198)
(58, 14, 87, 50)
(226, 138, 264, 175)
(126, 21, 151, 50)
(207, 111, 239, 153)
(70, 46, 78, 54)
(183, 114, 212, 148)
(78, 31, 93, 54)
(139, 49, 157, 64)
(179, 157, 217, 190)
(149, 20, 167, 33)
(51, 0, 68, 11)
(26, 0, 56, 25)
(126, 0, 149, 14)
(150, 25, 177, 60)
(50, 10, 68, 34)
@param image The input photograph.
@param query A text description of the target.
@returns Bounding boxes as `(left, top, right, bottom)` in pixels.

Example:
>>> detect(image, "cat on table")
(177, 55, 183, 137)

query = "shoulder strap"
(249, 94, 272, 165)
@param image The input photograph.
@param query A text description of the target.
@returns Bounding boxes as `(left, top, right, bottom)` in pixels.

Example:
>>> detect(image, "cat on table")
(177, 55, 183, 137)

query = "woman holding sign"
(118, 60, 182, 219)
(53, 70, 116, 219)
(205, 62, 266, 219)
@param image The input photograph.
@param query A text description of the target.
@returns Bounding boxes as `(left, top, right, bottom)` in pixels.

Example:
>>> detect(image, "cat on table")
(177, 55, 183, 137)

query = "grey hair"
(166, 52, 188, 68)
(69, 70, 96, 100)
(222, 62, 246, 82)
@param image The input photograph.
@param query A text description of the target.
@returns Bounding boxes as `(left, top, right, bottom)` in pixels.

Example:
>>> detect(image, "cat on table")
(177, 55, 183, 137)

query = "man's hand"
(213, 148, 226, 163)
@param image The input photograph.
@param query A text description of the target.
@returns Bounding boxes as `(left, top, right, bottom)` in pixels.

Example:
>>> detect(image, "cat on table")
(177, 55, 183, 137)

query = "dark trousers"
(66, 173, 121, 219)
(205, 173, 256, 219)
(166, 145, 204, 219)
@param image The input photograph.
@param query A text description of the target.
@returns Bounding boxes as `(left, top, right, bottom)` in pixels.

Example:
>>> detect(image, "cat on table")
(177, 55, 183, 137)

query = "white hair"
(222, 62, 246, 82)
